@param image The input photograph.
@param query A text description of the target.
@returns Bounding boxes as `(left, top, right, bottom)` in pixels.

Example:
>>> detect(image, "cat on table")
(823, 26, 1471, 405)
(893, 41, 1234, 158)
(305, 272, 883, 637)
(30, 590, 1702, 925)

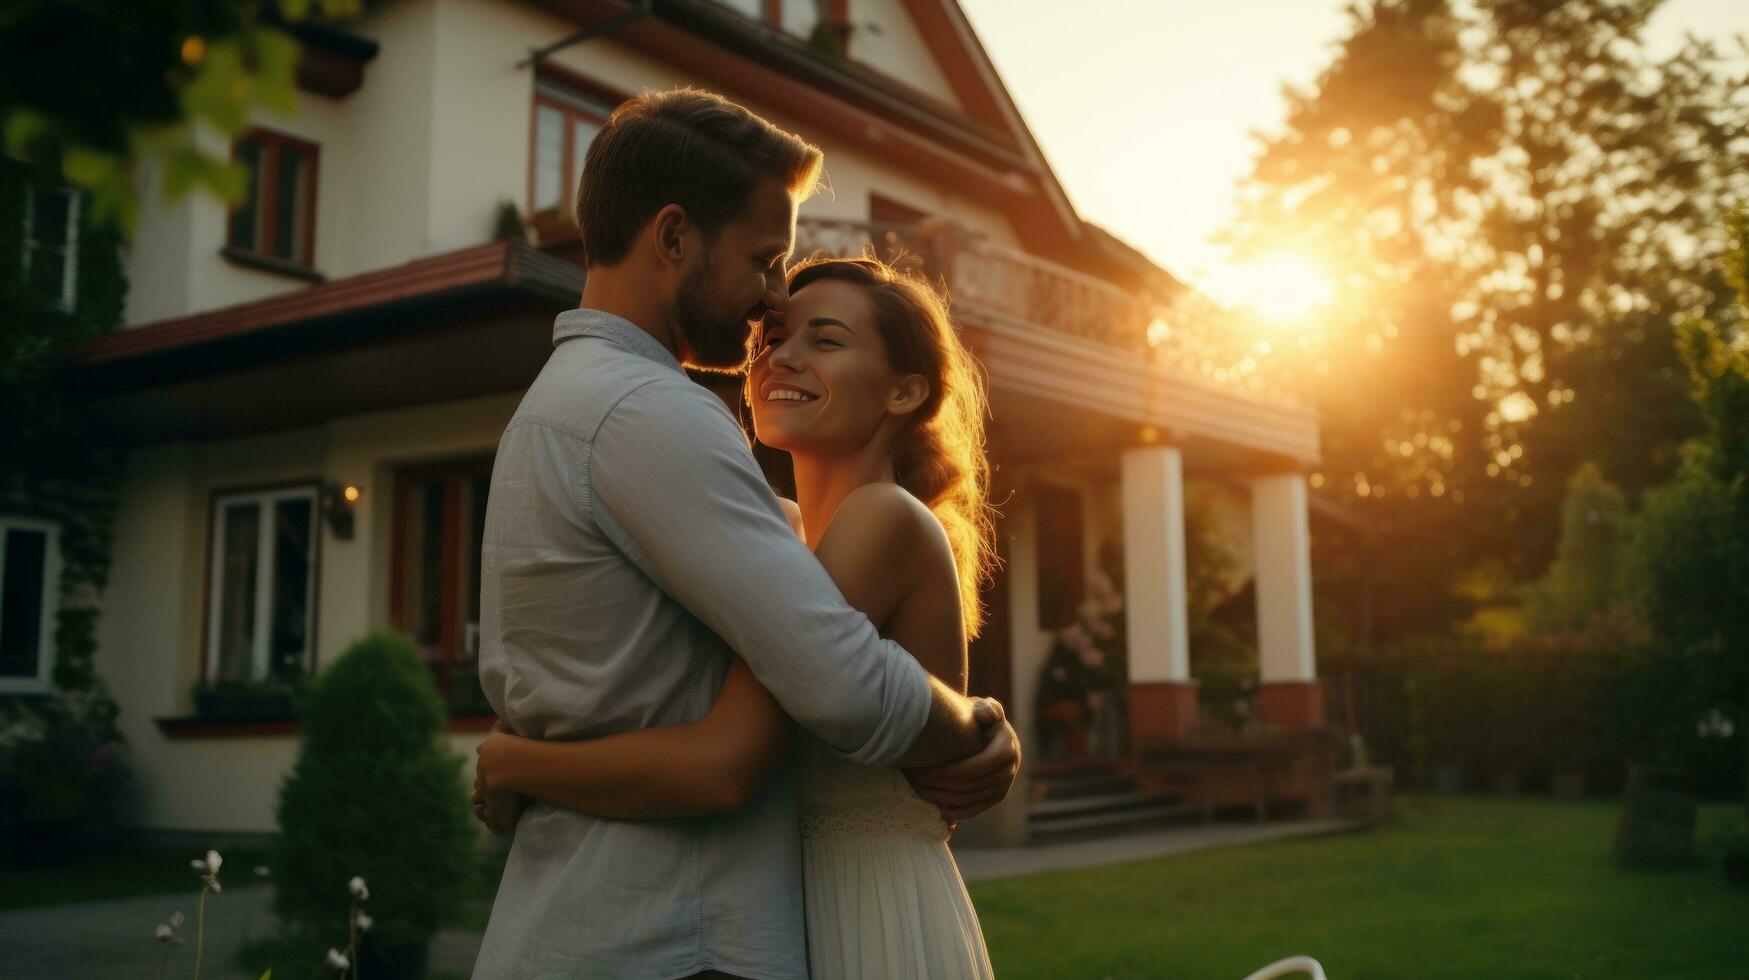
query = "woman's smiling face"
(748, 278, 910, 455)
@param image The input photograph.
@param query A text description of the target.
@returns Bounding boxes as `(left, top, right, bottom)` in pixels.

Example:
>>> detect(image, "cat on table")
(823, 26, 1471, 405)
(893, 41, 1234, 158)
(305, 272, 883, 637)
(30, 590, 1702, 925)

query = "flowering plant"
(0, 689, 131, 862)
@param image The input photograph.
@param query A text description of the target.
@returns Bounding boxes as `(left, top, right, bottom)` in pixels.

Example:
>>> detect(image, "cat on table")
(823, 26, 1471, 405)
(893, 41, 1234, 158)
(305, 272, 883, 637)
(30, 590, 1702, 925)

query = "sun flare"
(1199, 254, 1335, 324)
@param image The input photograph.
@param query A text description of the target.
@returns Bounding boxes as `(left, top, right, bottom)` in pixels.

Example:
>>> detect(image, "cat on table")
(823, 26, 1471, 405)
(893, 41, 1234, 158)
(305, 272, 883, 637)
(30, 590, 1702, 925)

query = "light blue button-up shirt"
(472, 309, 934, 979)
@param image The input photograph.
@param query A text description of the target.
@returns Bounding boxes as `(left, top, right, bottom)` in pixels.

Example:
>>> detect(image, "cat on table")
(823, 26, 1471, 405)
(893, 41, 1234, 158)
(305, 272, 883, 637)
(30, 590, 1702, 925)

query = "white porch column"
(1249, 472, 1324, 730)
(1121, 446, 1198, 743)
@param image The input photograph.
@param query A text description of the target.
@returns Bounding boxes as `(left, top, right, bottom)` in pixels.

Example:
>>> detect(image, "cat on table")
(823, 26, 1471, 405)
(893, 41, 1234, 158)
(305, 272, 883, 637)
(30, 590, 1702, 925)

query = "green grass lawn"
(969, 794, 1749, 980)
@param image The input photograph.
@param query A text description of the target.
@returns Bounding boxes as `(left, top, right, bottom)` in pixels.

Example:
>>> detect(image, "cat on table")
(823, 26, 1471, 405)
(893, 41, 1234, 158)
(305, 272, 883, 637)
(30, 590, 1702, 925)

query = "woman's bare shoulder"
(777, 497, 805, 540)
(823, 483, 954, 578)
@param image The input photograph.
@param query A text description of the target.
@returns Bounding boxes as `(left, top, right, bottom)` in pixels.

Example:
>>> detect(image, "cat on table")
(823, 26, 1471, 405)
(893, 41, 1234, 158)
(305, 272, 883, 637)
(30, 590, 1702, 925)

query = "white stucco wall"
(847, 0, 962, 108)
(123, 0, 440, 328)
(98, 392, 519, 833)
(124, 0, 1018, 329)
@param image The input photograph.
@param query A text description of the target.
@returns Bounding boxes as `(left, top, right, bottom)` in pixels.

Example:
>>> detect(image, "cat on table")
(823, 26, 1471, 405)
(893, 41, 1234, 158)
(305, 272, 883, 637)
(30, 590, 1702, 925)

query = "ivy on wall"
(0, 158, 131, 843)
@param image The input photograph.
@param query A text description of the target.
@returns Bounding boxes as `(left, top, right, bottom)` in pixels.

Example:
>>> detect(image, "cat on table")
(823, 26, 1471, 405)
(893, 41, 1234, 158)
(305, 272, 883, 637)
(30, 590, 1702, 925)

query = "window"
(530, 79, 615, 216)
(870, 193, 929, 227)
(391, 458, 492, 714)
(0, 517, 63, 694)
(21, 184, 80, 312)
(205, 486, 319, 684)
(714, 0, 820, 38)
(1035, 483, 1086, 631)
(228, 130, 319, 268)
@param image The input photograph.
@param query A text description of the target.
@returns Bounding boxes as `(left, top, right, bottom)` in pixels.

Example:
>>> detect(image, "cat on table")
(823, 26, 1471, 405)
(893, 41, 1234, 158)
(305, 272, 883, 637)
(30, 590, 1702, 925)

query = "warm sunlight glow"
(1197, 254, 1334, 324)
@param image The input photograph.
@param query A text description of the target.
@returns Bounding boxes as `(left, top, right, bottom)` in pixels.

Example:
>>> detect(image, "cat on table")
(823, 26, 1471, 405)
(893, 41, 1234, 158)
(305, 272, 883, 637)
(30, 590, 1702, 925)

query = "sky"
(958, 0, 1749, 289)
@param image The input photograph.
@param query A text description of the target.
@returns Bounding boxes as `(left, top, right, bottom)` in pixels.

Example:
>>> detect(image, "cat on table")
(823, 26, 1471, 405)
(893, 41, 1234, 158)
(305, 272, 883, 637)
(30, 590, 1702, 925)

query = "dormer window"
(530, 77, 617, 217)
(716, 0, 821, 39)
(227, 129, 319, 271)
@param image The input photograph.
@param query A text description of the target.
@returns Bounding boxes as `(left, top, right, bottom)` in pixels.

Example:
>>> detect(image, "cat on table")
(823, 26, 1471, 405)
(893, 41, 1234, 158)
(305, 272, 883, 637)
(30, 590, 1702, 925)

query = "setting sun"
(1199, 253, 1335, 324)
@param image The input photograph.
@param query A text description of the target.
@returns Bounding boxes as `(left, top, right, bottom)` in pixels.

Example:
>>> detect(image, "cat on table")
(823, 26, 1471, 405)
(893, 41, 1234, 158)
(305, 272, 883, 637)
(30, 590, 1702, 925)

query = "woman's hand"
(904, 698, 1021, 823)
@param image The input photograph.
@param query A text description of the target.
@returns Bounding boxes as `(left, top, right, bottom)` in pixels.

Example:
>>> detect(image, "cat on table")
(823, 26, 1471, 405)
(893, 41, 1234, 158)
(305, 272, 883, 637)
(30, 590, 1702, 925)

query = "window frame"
(20, 183, 81, 313)
(0, 518, 62, 693)
(225, 128, 321, 271)
(200, 482, 323, 685)
(0, 516, 64, 695)
(716, 0, 822, 36)
(388, 455, 495, 713)
(526, 75, 619, 220)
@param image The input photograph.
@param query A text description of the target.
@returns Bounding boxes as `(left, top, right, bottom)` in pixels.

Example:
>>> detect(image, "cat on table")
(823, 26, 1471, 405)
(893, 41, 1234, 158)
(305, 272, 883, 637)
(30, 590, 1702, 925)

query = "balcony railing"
(793, 218, 1306, 409)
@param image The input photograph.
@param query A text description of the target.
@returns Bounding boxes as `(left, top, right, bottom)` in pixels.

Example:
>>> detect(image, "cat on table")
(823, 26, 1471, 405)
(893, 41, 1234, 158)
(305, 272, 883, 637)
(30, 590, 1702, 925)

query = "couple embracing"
(467, 86, 1020, 979)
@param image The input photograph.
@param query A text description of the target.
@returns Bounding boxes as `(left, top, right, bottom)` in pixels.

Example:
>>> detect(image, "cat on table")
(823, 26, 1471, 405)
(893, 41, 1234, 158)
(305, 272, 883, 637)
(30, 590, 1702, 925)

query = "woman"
(474, 254, 998, 978)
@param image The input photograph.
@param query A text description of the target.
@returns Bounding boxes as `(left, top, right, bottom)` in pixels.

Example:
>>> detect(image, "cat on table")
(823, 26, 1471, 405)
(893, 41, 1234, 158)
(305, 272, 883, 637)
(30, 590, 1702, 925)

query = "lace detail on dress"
(800, 800, 949, 841)
(795, 735, 948, 841)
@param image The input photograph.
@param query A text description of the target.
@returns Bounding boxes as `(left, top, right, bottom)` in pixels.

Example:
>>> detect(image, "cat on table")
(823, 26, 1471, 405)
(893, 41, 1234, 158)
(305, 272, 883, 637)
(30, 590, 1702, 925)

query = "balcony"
(793, 219, 1310, 414)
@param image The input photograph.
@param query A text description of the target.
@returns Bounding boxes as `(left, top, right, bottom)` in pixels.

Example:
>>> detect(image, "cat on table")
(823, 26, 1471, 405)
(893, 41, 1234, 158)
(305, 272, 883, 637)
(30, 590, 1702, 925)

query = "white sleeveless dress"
(796, 734, 995, 979)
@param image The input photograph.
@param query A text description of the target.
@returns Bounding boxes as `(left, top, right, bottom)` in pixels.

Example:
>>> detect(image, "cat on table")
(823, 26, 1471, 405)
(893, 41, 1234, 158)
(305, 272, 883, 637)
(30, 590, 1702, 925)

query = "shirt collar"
(552, 308, 684, 375)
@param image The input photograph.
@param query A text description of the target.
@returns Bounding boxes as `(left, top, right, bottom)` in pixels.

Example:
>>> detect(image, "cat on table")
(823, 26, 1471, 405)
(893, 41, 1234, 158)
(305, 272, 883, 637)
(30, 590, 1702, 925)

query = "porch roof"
(68, 241, 583, 445)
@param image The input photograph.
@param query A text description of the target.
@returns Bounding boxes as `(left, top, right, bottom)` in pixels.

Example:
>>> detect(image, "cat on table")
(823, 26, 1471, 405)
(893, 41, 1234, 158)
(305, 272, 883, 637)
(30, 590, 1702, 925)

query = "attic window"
(715, 0, 820, 39)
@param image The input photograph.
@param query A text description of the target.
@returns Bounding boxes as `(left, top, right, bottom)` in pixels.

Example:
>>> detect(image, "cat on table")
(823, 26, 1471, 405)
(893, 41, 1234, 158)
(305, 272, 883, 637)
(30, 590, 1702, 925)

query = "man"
(471, 87, 1019, 979)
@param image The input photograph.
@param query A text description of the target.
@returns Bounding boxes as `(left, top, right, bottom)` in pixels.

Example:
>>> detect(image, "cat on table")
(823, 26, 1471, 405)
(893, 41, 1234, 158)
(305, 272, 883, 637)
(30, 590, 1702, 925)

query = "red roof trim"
(81, 242, 521, 365)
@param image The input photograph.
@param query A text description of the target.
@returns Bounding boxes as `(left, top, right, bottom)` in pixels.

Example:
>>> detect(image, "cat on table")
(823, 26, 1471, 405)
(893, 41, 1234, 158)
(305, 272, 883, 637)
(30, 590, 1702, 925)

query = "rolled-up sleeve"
(582, 376, 932, 766)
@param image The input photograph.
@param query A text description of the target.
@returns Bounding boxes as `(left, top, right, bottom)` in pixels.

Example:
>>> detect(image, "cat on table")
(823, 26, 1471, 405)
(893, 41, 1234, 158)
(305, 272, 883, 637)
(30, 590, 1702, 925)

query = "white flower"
(204, 850, 223, 875)
(1698, 708, 1736, 739)
(254, 865, 271, 878)
(155, 910, 184, 944)
(355, 911, 374, 932)
(190, 859, 207, 872)
(348, 876, 369, 901)
(1088, 570, 1115, 602)
(207, 880, 221, 894)
(1059, 623, 1092, 652)
(326, 948, 351, 970)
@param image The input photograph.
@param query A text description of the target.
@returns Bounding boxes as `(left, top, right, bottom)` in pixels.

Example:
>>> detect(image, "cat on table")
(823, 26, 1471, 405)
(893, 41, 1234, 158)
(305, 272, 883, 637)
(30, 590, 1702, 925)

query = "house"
(49, 0, 1323, 844)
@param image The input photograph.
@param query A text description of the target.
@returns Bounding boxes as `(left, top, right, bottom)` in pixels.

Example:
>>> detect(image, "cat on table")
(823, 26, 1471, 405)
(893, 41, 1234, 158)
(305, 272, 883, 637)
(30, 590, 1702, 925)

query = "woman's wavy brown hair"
(783, 255, 997, 638)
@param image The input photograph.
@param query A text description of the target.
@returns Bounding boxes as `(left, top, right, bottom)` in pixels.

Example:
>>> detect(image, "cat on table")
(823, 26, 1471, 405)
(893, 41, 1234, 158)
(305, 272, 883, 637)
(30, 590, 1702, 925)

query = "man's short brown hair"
(575, 88, 823, 267)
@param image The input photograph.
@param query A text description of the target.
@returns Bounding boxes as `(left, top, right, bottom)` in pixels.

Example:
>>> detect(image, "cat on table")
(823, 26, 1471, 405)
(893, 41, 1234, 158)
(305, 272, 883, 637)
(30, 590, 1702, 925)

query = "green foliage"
(492, 198, 528, 244)
(1622, 208, 1749, 803)
(1228, 0, 1749, 643)
(1523, 463, 1633, 632)
(1332, 612, 1740, 799)
(0, 157, 131, 851)
(0, 1, 365, 233)
(1626, 448, 1739, 650)
(272, 633, 473, 956)
(0, 690, 132, 864)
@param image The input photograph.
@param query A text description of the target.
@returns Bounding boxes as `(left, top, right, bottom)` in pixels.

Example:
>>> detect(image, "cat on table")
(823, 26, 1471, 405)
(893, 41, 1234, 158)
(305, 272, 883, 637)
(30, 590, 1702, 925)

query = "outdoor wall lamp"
(321, 483, 362, 540)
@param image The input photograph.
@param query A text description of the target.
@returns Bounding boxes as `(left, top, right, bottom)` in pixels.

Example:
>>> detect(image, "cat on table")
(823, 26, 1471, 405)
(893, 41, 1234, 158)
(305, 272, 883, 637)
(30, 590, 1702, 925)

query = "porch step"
(1027, 787, 1200, 841)
(1031, 772, 1139, 801)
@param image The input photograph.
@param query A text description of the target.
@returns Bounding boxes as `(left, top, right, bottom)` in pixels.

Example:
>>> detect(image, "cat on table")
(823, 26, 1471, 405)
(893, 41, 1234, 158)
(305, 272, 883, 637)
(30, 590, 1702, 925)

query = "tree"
(1627, 209, 1749, 803)
(1524, 462, 1633, 632)
(1226, 0, 1749, 643)
(0, 0, 363, 233)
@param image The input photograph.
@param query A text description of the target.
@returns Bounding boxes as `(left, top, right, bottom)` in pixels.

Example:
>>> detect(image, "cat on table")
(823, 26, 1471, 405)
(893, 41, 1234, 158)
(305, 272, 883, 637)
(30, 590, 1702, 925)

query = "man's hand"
(472, 722, 529, 835)
(904, 698, 1021, 823)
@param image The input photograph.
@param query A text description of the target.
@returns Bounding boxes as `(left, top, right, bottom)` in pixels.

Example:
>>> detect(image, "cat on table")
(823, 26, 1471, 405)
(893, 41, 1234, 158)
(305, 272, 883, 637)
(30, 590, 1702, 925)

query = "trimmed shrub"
(272, 632, 473, 976)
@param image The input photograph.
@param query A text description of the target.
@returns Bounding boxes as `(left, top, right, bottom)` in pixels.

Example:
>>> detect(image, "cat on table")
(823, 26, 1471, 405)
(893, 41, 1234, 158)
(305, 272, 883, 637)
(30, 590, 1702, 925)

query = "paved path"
(953, 817, 1370, 882)
(2, 819, 1365, 977)
(0, 883, 481, 979)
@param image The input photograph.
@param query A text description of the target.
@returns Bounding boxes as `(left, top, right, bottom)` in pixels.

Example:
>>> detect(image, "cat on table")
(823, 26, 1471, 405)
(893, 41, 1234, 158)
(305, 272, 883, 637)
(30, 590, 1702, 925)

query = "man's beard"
(677, 260, 759, 371)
